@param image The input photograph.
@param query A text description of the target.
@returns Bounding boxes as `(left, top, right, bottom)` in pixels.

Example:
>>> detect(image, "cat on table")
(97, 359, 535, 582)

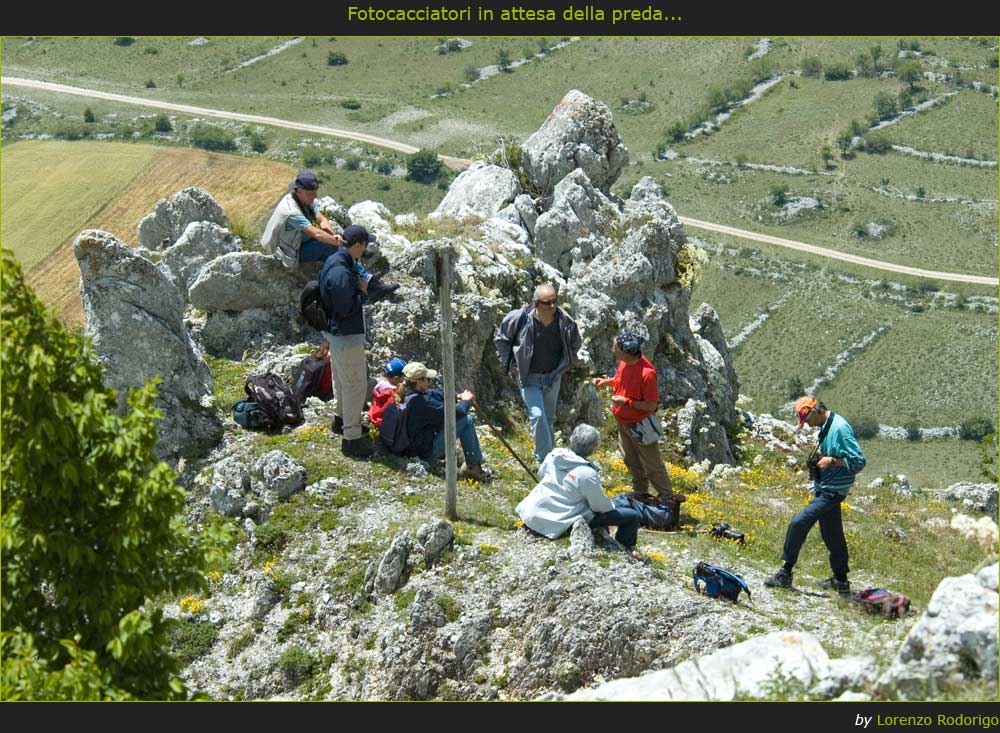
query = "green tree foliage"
(153, 113, 172, 133)
(0, 250, 221, 700)
(895, 59, 923, 90)
(406, 149, 443, 184)
(327, 51, 349, 66)
(959, 416, 996, 442)
(823, 63, 851, 81)
(497, 48, 513, 73)
(189, 123, 237, 152)
(852, 416, 880, 440)
(83, 108, 95, 124)
(873, 92, 898, 120)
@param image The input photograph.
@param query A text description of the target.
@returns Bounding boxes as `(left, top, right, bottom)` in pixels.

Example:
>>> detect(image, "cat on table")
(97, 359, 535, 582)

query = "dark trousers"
(589, 506, 642, 549)
(781, 491, 850, 577)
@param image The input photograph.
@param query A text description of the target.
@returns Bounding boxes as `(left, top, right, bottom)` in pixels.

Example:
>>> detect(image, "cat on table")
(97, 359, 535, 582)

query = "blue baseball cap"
(384, 358, 407, 377)
(289, 171, 319, 191)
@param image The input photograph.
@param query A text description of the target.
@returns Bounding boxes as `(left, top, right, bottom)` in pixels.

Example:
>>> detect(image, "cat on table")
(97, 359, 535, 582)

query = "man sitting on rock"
(262, 171, 344, 267)
(397, 362, 489, 481)
(516, 423, 643, 556)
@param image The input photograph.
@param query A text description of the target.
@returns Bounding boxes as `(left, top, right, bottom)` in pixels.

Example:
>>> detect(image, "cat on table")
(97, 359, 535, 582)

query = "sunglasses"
(535, 299, 557, 306)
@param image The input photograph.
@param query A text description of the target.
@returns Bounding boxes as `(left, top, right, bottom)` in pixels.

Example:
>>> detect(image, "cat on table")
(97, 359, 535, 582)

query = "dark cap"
(341, 224, 377, 247)
(289, 171, 319, 191)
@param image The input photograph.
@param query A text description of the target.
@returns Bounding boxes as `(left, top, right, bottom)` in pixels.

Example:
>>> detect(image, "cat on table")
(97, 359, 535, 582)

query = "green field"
(859, 436, 990, 489)
(821, 307, 998, 426)
(882, 89, 999, 161)
(1, 140, 156, 269)
(679, 75, 911, 170)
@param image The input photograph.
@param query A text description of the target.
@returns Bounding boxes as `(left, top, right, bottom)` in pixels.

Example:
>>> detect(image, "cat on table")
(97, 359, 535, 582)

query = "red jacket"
(368, 380, 397, 427)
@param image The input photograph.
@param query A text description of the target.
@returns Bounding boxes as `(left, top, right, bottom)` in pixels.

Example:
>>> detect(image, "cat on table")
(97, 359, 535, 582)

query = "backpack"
(852, 586, 911, 618)
(300, 280, 328, 331)
(693, 561, 751, 603)
(243, 373, 304, 430)
(612, 494, 675, 531)
(291, 355, 333, 404)
(379, 393, 419, 454)
(232, 398, 266, 430)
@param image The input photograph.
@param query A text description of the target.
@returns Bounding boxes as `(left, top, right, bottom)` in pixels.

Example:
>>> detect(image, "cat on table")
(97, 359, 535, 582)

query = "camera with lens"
(807, 453, 822, 482)
(709, 523, 745, 544)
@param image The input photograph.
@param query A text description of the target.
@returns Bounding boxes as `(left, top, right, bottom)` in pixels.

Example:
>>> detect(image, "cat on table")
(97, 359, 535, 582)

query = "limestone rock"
(254, 451, 307, 498)
(74, 229, 222, 460)
(137, 187, 225, 250)
(431, 161, 520, 220)
(521, 90, 628, 196)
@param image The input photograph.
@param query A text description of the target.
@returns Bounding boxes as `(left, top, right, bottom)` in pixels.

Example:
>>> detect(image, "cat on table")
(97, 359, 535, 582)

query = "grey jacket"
(494, 305, 582, 385)
(516, 448, 613, 539)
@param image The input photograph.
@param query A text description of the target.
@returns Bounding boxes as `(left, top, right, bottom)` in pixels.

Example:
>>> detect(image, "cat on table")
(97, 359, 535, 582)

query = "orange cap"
(794, 396, 818, 429)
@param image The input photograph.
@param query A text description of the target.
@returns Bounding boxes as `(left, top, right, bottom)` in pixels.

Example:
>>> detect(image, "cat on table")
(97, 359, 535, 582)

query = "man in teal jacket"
(765, 396, 866, 594)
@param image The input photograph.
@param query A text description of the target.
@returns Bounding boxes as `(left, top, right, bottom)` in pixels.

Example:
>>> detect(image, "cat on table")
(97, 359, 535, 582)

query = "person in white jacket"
(516, 424, 643, 551)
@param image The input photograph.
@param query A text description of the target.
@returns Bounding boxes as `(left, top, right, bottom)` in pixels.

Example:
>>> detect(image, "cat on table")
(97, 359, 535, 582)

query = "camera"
(807, 453, 822, 482)
(709, 523, 745, 544)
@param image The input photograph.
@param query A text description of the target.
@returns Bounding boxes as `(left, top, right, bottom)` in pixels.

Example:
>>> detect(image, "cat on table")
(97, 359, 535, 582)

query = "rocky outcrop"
(431, 161, 520, 220)
(876, 563, 998, 699)
(160, 221, 242, 301)
(521, 89, 628, 196)
(942, 482, 998, 517)
(74, 229, 222, 460)
(189, 252, 306, 312)
(137, 187, 226, 250)
(556, 631, 828, 700)
(254, 451, 307, 498)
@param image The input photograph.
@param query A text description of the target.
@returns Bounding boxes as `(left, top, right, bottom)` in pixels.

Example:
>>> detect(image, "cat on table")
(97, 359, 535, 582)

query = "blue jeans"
(299, 239, 339, 263)
(519, 371, 562, 465)
(781, 491, 850, 577)
(431, 414, 483, 463)
(589, 506, 642, 549)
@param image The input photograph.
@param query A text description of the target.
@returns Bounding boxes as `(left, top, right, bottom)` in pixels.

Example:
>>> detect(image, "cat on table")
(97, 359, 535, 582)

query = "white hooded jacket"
(516, 448, 613, 539)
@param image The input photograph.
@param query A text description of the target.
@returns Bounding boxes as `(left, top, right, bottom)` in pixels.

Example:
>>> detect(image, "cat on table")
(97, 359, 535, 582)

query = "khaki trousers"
(325, 333, 368, 440)
(617, 421, 673, 499)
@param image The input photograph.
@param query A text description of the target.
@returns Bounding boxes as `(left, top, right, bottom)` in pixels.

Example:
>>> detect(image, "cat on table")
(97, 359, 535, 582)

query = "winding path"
(4, 76, 997, 287)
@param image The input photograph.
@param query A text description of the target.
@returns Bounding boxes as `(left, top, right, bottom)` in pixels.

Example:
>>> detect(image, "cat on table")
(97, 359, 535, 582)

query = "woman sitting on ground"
(516, 423, 643, 555)
(398, 362, 489, 481)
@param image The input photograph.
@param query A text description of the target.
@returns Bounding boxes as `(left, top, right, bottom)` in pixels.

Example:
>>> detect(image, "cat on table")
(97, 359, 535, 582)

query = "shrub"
(153, 113, 172, 133)
(144, 79, 156, 89)
(327, 51, 348, 66)
(824, 63, 851, 80)
(344, 155, 361, 171)
(114, 37, 135, 47)
(83, 108, 95, 123)
(189, 123, 236, 152)
(959, 416, 996, 442)
(873, 92, 898, 120)
(249, 132, 267, 154)
(852, 416, 880, 440)
(340, 98, 361, 110)
(463, 64, 480, 83)
(785, 376, 805, 400)
(279, 647, 314, 685)
(53, 119, 87, 140)
(0, 251, 223, 700)
(904, 420, 922, 442)
(801, 55, 822, 77)
(860, 134, 892, 154)
(770, 185, 790, 207)
(406, 149, 442, 184)
(497, 49, 512, 73)
(169, 622, 218, 664)
(301, 146, 329, 168)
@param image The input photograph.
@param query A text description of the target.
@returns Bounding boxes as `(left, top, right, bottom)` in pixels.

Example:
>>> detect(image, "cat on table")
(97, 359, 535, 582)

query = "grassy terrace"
(883, 88, 999, 161)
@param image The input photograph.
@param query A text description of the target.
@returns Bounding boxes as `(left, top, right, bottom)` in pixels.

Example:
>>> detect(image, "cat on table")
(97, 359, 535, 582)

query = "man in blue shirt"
(765, 396, 867, 594)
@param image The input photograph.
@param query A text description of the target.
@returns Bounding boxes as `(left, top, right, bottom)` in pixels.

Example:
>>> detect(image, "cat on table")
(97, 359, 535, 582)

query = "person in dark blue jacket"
(399, 362, 489, 481)
(319, 227, 375, 458)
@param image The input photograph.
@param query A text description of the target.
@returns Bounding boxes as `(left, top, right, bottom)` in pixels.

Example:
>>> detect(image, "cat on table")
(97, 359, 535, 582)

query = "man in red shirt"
(593, 332, 684, 508)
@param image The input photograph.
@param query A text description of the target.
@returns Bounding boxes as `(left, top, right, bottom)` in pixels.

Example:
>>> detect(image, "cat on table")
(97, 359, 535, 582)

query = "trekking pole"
(471, 404, 538, 483)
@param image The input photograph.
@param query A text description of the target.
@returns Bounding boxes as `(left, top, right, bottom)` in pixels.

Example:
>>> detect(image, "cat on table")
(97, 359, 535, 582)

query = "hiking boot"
(764, 567, 793, 589)
(366, 277, 401, 302)
(463, 462, 490, 482)
(341, 436, 374, 459)
(819, 576, 851, 595)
